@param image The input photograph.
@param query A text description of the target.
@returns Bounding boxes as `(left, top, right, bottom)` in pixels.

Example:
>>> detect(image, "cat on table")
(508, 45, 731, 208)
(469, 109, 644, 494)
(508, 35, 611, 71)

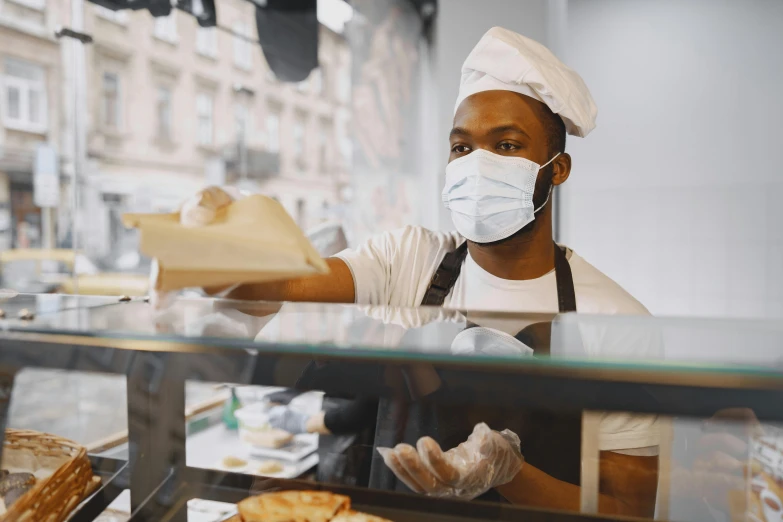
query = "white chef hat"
(455, 27, 598, 138)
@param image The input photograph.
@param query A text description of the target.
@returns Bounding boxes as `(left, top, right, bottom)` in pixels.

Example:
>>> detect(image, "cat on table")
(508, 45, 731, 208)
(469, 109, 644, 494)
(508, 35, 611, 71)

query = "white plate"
(188, 425, 318, 479)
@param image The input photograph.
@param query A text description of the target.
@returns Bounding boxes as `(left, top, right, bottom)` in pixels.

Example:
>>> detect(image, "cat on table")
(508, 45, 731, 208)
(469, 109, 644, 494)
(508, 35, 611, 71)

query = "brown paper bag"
(123, 195, 329, 292)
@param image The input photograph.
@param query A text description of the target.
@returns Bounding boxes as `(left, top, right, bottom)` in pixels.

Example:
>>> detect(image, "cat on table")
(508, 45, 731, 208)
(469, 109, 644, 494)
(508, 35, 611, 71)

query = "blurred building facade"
(0, 0, 65, 251)
(1, 0, 353, 270)
(78, 0, 353, 268)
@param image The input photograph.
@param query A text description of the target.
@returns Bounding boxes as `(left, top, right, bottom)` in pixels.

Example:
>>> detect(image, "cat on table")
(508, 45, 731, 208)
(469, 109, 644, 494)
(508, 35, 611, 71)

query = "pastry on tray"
(242, 429, 294, 449)
(331, 510, 394, 522)
(256, 461, 284, 474)
(236, 491, 392, 522)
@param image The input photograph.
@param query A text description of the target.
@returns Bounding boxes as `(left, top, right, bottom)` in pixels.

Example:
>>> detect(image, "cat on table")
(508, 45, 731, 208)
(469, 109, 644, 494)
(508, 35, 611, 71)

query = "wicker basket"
(1, 429, 97, 522)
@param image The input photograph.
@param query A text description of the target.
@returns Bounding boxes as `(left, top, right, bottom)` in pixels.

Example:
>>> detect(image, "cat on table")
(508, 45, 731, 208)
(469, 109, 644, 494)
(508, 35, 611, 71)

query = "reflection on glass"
(0, 0, 356, 295)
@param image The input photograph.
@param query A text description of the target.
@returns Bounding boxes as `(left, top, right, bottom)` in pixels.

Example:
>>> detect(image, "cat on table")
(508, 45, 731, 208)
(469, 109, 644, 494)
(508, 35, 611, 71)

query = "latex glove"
(268, 406, 309, 434)
(377, 423, 523, 500)
(149, 186, 239, 309)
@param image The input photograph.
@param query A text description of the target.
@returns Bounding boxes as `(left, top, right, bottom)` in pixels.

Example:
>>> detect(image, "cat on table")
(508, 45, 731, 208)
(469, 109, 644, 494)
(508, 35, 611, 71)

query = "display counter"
(0, 293, 781, 521)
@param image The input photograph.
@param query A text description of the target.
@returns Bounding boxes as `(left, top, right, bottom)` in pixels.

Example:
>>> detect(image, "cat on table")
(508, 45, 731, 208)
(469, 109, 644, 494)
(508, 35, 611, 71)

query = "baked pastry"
(242, 429, 294, 449)
(238, 490, 350, 522)
(331, 510, 393, 522)
(222, 456, 247, 469)
(256, 460, 284, 474)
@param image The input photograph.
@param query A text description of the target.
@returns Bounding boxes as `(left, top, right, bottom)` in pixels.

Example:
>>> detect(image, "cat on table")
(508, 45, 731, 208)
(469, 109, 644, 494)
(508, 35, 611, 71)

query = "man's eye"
(451, 144, 471, 154)
(498, 142, 518, 151)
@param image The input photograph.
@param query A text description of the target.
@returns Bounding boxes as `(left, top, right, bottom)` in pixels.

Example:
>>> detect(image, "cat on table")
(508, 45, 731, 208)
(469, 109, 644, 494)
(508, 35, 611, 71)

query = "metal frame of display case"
(1, 320, 783, 521)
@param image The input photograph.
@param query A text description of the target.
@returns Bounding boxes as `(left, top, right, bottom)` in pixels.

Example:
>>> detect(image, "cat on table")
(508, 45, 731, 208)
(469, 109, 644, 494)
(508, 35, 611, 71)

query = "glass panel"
(2, 296, 782, 379)
(6, 85, 21, 120)
(196, 27, 217, 57)
(293, 116, 305, 160)
(8, 369, 127, 445)
(266, 110, 280, 153)
(196, 93, 213, 146)
(153, 13, 177, 42)
(5, 58, 44, 82)
(312, 68, 323, 95)
(102, 72, 119, 129)
(28, 88, 41, 124)
(157, 86, 171, 139)
(1, 295, 783, 522)
(233, 22, 251, 70)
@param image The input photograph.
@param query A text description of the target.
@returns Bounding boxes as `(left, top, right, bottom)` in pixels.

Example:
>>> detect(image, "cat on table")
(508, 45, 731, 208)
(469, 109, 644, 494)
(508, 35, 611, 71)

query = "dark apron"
(369, 242, 584, 497)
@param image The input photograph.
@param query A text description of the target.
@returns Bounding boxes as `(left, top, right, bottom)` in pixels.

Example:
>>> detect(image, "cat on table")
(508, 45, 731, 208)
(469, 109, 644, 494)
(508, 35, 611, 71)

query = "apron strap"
(554, 243, 577, 313)
(420, 241, 469, 306)
(420, 241, 577, 314)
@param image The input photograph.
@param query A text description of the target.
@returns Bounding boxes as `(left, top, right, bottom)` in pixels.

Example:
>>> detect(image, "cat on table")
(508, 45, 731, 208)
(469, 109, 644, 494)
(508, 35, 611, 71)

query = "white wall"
(427, 0, 550, 231)
(560, 0, 783, 318)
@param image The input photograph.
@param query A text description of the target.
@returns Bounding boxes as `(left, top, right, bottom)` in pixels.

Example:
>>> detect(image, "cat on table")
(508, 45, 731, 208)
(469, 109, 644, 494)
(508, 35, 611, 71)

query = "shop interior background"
(0, 0, 781, 319)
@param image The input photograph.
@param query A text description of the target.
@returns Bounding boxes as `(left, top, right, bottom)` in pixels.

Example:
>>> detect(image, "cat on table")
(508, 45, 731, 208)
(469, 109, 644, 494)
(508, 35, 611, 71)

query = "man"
(160, 27, 658, 516)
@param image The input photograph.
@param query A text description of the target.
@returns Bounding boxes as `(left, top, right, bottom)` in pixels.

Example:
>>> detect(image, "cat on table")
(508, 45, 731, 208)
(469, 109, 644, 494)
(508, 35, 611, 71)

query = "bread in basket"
(0, 429, 99, 521)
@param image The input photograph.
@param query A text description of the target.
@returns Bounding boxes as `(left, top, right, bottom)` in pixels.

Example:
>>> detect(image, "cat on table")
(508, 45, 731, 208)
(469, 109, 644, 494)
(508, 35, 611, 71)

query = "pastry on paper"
(238, 490, 350, 522)
(123, 195, 329, 292)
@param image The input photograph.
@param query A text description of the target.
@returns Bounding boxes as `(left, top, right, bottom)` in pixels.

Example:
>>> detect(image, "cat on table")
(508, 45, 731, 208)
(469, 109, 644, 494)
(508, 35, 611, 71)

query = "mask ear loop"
(533, 152, 561, 213)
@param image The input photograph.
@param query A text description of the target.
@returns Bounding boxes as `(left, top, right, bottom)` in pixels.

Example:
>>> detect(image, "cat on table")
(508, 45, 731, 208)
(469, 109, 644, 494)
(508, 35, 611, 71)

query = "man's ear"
(551, 153, 572, 186)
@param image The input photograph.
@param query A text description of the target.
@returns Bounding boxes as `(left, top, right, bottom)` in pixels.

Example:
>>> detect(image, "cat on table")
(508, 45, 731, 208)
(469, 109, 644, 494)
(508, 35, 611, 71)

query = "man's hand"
(378, 423, 524, 500)
(268, 406, 309, 435)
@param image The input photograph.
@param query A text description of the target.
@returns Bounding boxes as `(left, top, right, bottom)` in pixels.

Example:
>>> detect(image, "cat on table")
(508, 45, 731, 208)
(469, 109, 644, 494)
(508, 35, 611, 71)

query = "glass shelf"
(1, 294, 781, 388)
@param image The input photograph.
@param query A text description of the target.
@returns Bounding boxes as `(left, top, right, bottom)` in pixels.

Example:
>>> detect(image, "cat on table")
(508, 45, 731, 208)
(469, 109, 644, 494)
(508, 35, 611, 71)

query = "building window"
(3, 58, 47, 133)
(318, 119, 330, 172)
(337, 62, 351, 104)
(102, 71, 121, 130)
(157, 86, 172, 140)
(153, 13, 177, 43)
(336, 112, 352, 166)
(266, 109, 280, 153)
(95, 5, 128, 24)
(196, 93, 213, 146)
(233, 22, 252, 70)
(312, 68, 324, 96)
(196, 27, 218, 58)
(235, 103, 250, 143)
(293, 115, 306, 163)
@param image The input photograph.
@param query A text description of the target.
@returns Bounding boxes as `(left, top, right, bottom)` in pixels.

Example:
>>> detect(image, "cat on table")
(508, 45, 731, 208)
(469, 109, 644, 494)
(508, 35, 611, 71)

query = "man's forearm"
(223, 258, 356, 303)
(496, 464, 635, 516)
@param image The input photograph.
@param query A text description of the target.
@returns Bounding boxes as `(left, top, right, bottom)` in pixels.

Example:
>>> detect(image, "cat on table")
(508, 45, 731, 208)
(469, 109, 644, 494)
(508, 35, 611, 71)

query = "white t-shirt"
(336, 225, 660, 454)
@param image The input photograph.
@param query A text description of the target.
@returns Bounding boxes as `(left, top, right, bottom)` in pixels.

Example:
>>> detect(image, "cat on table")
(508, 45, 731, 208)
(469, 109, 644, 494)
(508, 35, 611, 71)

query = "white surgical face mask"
(442, 149, 560, 243)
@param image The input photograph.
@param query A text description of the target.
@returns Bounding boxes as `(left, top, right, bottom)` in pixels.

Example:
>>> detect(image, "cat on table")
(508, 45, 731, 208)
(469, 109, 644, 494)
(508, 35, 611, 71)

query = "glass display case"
(0, 292, 781, 522)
